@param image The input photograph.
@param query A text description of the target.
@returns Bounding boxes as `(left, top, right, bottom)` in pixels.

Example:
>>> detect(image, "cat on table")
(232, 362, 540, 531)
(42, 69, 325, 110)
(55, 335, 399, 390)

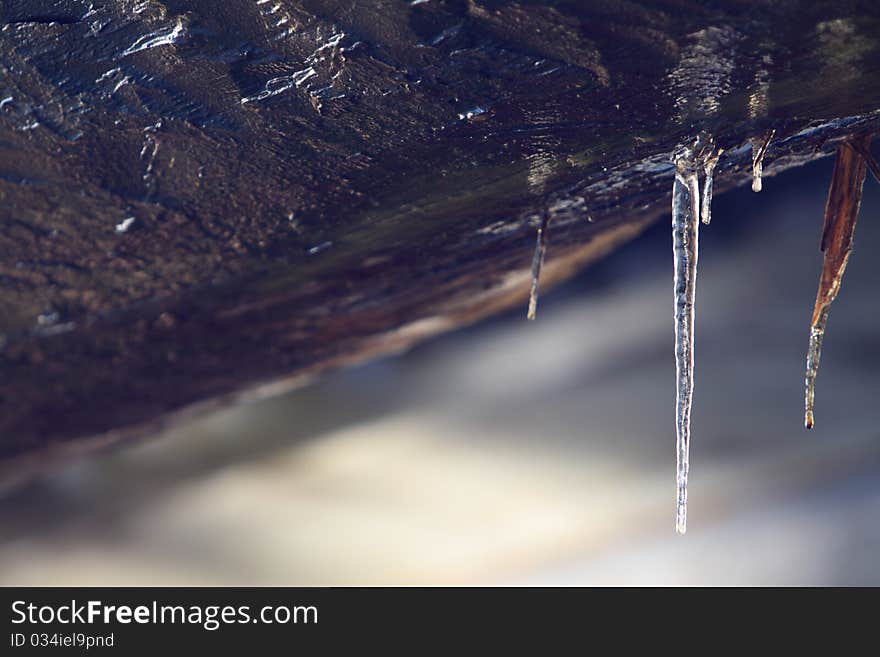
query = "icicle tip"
(675, 510, 687, 535)
(526, 298, 538, 321)
(527, 214, 550, 321)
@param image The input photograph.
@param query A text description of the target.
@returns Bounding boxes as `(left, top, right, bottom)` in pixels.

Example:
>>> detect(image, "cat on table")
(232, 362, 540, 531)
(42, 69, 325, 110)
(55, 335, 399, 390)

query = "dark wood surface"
(2, 1, 880, 477)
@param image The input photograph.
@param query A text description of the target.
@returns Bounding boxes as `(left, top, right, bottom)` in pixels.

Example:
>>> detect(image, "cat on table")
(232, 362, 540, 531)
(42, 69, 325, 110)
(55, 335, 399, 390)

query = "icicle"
(672, 149, 701, 534)
(804, 136, 870, 429)
(750, 129, 774, 192)
(804, 307, 828, 430)
(700, 146, 723, 225)
(527, 212, 550, 321)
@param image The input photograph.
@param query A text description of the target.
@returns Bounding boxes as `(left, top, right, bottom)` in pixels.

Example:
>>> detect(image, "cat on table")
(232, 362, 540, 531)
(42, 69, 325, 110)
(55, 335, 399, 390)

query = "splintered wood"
(804, 135, 871, 429)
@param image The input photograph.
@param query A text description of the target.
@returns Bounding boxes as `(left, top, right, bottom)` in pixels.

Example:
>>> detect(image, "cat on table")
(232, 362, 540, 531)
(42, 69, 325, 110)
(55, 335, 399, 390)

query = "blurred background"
(1, 157, 879, 586)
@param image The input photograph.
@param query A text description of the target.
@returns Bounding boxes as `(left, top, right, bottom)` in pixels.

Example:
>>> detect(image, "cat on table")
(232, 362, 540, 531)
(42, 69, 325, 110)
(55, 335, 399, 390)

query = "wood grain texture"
(815, 137, 870, 326)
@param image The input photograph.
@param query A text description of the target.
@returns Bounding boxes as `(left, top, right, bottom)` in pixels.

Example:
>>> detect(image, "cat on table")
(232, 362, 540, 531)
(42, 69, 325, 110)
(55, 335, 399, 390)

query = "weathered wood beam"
(2, 1, 880, 480)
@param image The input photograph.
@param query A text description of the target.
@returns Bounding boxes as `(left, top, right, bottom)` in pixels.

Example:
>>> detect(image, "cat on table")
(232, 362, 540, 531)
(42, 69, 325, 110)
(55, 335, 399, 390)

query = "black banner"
(3, 586, 864, 651)
(1, 587, 601, 651)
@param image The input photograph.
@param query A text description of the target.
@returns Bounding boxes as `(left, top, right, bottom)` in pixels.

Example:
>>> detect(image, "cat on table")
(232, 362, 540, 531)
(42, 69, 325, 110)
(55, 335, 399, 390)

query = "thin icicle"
(804, 307, 829, 430)
(700, 145, 723, 225)
(527, 212, 550, 320)
(672, 149, 701, 535)
(750, 129, 774, 192)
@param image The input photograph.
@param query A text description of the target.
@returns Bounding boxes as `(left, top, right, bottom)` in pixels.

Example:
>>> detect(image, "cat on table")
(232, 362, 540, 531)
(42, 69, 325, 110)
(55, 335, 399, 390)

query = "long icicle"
(672, 151, 701, 534)
(804, 136, 870, 428)
(527, 211, 550, 320)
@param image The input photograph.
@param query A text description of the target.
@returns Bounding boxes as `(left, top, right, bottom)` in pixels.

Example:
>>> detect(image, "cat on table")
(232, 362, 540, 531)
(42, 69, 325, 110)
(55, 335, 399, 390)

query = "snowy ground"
(1, 158, 879, 586)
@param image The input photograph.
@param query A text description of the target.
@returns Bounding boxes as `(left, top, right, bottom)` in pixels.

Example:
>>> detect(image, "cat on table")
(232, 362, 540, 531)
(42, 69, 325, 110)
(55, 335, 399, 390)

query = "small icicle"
(750, 129, 775, 192)
(804, 307, 828, 430)
(804, 135, 870, 429)
(527, 212, 550, 320)
(700, 145, 723, 225)
(672, 147, 701, 534)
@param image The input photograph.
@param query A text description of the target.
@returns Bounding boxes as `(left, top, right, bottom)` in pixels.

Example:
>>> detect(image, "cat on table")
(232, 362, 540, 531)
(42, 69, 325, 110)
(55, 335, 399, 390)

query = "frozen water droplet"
(115, 216, 136, 233)
(308, 241, 332, 255)
(672, 146, 701, 535)
(458, 107, 486, 121)
(750, 129, 774, 192)
(119, 17, 187, 58)
(37, 312, 59, 326)
(527, 213, 550, 321)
